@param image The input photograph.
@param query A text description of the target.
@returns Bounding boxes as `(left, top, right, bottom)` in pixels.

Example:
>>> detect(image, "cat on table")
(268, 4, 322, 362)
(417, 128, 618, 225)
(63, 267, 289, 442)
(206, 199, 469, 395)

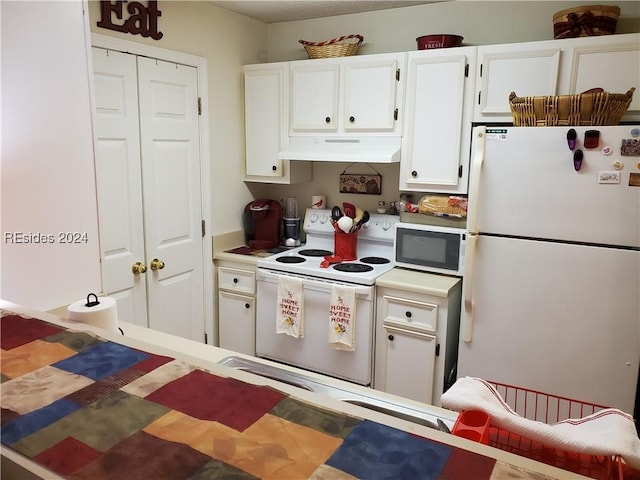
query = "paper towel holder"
(85, 293, 101, 307)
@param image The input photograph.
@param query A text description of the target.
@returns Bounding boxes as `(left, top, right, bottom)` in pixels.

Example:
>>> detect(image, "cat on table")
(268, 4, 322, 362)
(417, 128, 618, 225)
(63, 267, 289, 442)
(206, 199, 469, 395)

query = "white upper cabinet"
(474, 33, 640, 123)
(474, 41, 561, 122)
(243, 63, 311, 183)
(400, 47, 476, 194)
(290, 52, 406, 135)
(568, 33, 639, 119)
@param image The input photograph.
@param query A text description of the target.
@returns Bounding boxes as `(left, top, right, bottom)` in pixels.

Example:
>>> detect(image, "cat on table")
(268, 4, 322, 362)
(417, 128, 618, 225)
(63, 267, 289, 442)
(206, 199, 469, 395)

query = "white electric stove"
(255, 208, 400, 386)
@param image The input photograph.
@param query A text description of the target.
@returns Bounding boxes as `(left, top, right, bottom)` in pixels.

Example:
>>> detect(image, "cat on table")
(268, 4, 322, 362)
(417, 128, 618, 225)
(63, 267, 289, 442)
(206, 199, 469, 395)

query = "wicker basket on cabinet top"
(299, 34, 363, 59)
(508, 88, 634, 126)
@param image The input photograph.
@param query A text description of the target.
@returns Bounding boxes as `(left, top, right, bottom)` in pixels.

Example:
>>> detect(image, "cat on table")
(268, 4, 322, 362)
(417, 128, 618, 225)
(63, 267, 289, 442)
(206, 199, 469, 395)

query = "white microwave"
(394, 222, 466, 276)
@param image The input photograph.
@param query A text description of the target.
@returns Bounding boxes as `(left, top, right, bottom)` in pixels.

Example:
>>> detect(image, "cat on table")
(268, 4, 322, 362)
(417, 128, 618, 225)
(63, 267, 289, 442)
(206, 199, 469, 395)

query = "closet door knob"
(132, 262, 147, 274)
(150, 258, 165, 271)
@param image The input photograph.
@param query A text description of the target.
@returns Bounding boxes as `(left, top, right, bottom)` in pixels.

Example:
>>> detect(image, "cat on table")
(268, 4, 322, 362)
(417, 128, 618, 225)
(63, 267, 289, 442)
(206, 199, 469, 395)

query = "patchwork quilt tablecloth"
(1, 310, 557, 480)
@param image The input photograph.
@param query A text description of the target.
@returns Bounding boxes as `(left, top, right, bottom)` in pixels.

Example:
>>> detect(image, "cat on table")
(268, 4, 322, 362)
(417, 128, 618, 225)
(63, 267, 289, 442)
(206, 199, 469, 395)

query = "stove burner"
(298, 249, 332, 257)
(360, 256, 391, 265)
(333, 263, 374, 273)
(275, 256, 306, 264)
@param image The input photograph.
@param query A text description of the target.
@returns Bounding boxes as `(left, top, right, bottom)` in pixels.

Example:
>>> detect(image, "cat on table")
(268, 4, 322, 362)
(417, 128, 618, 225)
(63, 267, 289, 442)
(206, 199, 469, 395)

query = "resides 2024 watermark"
(4, 232, 89, 244)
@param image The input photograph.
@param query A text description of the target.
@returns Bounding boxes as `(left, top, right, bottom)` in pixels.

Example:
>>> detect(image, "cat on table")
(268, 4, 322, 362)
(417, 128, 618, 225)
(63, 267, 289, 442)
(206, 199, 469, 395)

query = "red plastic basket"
(486, 382, 635, 480)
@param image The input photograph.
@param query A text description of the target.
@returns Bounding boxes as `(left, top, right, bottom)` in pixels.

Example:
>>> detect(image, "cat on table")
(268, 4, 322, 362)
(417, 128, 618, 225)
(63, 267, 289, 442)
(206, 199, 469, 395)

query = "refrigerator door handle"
(462, 232, 478, 342)
(466, 126, 486, 235)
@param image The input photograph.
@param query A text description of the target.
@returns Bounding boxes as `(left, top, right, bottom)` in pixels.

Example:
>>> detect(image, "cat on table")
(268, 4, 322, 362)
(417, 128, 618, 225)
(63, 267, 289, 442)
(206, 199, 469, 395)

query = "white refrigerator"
(459, 125, 640, 414)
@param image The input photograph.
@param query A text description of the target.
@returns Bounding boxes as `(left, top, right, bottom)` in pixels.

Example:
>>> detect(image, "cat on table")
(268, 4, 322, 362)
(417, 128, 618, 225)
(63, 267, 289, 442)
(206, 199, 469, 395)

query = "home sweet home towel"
(329, 285, 356, 351)
(276, 276, 304, 338)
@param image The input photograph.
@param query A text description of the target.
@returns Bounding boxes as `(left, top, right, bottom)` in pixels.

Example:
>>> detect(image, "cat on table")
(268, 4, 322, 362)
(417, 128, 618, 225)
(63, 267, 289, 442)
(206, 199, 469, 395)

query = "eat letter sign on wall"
(97, 1, 163, 40)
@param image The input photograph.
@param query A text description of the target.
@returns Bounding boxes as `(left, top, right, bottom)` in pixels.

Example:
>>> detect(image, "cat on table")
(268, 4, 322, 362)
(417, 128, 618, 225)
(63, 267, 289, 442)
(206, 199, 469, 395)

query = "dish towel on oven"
(276, 276, 304, 338)
(329, 284, 356, 351)
(441, 377, 640, 469)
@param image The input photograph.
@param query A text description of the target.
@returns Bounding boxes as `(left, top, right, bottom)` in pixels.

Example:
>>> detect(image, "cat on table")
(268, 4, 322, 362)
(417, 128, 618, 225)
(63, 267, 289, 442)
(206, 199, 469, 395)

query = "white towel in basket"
(441, 377, 640, 470)
(276, 276, 304, 338)
(328, 284, 356, 351)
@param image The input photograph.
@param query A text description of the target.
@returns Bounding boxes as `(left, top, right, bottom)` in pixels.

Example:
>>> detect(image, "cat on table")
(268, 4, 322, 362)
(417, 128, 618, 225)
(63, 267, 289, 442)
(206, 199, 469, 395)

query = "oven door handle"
(257, 269, 373, 296)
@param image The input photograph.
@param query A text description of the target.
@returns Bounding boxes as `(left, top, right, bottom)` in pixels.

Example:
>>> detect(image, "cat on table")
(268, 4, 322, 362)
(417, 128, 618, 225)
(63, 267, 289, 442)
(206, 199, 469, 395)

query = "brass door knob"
(132, 262, 147, 274)
(150, 258, 165, 271)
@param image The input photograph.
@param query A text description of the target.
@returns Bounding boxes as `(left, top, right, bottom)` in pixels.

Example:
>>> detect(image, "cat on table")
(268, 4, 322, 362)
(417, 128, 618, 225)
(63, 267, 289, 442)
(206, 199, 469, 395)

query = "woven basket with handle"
(508, 88, 635, 126)
(299, 34, 364, 59)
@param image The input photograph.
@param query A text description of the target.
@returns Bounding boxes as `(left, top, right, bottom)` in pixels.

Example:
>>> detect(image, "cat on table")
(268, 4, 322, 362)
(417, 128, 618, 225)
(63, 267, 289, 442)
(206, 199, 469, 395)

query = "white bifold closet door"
(92, 47, 204, 342)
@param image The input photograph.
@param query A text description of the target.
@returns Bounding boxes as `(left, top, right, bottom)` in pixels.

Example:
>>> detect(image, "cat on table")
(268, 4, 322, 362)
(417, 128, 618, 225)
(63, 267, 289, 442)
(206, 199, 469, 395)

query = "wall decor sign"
(339, 163, 382, 195)
(97, 1, 163, 40)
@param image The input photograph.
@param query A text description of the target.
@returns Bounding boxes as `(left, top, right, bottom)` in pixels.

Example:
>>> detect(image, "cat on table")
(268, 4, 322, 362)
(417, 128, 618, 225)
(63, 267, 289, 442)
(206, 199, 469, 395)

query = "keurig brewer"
(243, 199, 282, 249)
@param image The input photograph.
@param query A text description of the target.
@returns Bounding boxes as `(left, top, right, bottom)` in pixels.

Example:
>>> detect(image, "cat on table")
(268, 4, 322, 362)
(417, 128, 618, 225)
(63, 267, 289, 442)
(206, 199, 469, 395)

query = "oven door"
(256, 268, 375, 386)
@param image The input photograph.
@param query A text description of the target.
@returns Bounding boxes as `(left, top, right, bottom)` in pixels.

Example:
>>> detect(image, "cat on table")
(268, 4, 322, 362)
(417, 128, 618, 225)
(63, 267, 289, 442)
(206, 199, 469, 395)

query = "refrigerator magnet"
(566, 128, 577, 150)
(584, 130, 600, 149)
(629, 172, 640, 187)
(621, 139, 640, 156)
(573, 150, 583, 171)
(601, 146, 613, 156)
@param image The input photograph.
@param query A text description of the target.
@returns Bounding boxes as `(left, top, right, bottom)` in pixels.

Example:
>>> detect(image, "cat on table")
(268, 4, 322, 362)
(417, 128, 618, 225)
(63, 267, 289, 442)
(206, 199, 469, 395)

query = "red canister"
(416, 34, 463, 50)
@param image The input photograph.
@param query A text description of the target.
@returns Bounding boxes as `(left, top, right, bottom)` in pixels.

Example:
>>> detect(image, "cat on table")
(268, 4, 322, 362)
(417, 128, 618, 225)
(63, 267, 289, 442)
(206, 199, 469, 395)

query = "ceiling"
(208, 1, 444, 24)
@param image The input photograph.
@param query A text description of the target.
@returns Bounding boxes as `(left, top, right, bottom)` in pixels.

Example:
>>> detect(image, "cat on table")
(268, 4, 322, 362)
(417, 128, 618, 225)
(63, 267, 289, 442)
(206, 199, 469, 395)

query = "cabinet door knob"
(245, 303, 250, 309)
(411, 170, 418, 177)
(349, 116, 355, 123)
(325, 116, 331, 123)
(388, 334, 394, 341)
(233, 278, 239, 284)
(272, 165, 277, 171)
(405, 311, 412, 318)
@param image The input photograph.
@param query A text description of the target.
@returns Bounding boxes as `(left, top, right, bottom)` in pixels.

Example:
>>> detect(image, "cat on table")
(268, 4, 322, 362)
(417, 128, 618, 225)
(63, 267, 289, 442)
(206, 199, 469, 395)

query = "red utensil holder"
(334, 232, 357, 261)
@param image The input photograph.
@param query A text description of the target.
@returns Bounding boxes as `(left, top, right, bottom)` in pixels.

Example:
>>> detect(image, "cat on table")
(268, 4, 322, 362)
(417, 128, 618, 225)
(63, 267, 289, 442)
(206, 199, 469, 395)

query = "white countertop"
(376, 267, 461, 296)
(0, 299, 589, 479)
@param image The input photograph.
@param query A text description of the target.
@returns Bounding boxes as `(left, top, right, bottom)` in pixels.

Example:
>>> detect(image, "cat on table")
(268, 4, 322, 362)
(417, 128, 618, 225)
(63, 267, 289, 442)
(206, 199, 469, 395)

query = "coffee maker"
(244, 199, 281, 249)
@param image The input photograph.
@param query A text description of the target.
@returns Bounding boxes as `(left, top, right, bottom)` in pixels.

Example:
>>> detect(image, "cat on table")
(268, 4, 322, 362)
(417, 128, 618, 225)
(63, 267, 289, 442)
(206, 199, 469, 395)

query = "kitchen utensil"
(355, 210, 370, 231)
(343, 202, 356, 218)
(354, 207, 364, 225)
(337, 216, 353, 233)
(331, 205, 342, 222)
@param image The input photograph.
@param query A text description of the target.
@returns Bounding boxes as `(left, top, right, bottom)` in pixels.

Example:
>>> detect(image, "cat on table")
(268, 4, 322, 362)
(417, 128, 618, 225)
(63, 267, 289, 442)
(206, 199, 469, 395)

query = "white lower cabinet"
(375, 269, 462, 406)
(216, 261, 256, 355)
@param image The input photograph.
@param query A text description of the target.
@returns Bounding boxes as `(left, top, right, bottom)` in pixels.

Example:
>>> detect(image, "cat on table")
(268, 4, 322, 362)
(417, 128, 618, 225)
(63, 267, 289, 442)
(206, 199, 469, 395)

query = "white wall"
(87, 0, 268, 236)
(1, 1, 101, 309)
(267, 1, 640, 61)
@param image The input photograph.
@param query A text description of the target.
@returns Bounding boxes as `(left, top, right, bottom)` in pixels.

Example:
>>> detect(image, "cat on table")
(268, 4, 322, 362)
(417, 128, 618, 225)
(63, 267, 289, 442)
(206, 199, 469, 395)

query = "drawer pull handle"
(233, 278, 239, 284)
(405, 311, 412, 318)
(388, 334, 394, 341)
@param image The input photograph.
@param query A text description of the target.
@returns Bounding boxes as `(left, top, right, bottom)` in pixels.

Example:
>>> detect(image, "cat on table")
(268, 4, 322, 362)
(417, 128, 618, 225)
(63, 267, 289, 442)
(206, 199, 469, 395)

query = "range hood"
(278, 136, 401, 163)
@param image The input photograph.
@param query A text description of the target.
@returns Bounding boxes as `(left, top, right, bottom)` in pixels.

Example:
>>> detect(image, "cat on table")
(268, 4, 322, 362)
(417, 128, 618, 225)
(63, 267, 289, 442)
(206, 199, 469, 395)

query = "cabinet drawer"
(218, 267, 255, 294)
(381, 294, 438, 332)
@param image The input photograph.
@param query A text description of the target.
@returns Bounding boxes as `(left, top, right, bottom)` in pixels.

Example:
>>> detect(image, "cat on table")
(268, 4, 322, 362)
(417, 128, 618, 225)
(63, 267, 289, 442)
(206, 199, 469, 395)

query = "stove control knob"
(310, 213, 318, 223)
